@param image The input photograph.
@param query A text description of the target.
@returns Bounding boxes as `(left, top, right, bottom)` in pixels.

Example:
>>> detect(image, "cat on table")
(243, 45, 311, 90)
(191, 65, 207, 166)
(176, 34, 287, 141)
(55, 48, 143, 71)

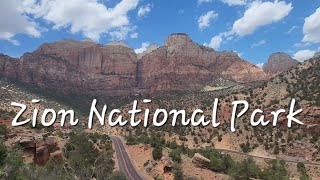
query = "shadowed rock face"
(263, 52, 299, 74)
(0, 34, 270, 96)
(314, 52, 320, 58)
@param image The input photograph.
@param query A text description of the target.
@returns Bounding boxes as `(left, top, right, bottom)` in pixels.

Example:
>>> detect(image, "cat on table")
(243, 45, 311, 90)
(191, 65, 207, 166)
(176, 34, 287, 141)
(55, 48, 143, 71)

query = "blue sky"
(0, 0, 320, 65)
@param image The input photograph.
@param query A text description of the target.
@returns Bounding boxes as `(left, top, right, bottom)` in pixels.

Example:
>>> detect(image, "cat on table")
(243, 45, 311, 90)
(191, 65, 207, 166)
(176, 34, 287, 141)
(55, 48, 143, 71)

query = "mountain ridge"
(0, 33, 285, 96)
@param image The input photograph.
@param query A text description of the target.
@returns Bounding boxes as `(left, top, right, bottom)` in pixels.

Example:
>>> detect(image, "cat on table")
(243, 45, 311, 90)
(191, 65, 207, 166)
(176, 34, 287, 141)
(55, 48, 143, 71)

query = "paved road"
(215, 148, 320, 166)
(111, 135, 320, 180)
(111, 136, 144, 180)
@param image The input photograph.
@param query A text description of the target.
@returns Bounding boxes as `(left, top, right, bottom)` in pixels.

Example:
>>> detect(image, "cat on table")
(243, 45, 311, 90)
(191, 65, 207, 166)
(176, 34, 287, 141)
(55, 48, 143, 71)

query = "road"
(111, 136, 144, 180)
(110, 135, 320, 180)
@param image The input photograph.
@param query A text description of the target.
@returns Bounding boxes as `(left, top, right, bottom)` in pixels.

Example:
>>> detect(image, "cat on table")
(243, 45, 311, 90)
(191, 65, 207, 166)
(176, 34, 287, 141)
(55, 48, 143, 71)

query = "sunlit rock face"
(0, 34, 270, 96)
(263, 52, 299, 74)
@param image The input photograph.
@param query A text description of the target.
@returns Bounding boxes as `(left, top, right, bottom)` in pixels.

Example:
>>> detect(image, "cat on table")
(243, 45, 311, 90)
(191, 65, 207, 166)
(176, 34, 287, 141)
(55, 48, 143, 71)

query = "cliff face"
(0, 34, 270, 96)
(262, 52, 299, 74)
(138, 34, 269, 92)
(0, 40, 138, 96)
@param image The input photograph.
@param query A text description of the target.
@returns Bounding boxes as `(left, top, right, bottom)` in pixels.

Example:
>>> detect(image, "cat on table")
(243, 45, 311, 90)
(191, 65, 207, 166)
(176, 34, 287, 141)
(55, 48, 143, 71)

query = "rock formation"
(314, 52, 320, 58)
(138, 33, 269, 92)
(0, 33, 270, 96)
(192, 153, 210, 168)
(18, 134, 60, 165)
(263, 52, 299, 74)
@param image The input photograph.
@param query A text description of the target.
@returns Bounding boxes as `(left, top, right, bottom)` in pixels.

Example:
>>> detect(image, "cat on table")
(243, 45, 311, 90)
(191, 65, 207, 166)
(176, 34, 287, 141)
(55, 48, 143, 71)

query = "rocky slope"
(0, 34, 270, 96)
(314, 52, 320, 58)
(262, 52, 299, 74)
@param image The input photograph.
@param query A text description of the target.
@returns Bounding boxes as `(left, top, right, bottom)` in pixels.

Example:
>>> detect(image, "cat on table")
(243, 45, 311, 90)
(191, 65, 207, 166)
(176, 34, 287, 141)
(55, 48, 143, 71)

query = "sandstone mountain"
(262, 52, 299, 74)
(0, 34, 270, 96)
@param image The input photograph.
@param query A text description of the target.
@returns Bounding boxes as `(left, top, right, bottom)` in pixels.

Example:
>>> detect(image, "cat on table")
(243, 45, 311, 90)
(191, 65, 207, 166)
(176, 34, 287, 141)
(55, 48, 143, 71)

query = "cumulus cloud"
(293, 50, 316, 61)
(138, 4, 152, 17)
(0, 0, 140, 43)
(221, 0, 248, 6)
(204, 35, 222, 49)
(134, 42, 150, 54)
(198, 0, 212, 4)
(198, 11, 218, 30)
(232, 1, 292, 36)
(251, 40, 267, 48)
(303, 7, 320, 43)
(0, 0, 41, 45)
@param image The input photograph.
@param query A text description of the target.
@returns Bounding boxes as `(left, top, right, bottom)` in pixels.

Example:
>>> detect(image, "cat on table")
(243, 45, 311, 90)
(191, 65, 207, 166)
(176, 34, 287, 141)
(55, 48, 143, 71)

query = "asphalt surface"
(111, 135, 320, 180)
(111, 136, 144, 180)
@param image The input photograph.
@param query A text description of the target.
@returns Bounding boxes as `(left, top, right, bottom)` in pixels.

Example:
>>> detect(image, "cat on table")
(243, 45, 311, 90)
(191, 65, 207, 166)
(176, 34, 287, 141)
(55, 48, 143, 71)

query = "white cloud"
(232, 1, 292, 36)
(221, 0, 248, 6)
(138, 4, 152, 17)
(178, 9, 185, 14)
(286, 26, 298, 34)
(293, 50, 316, 61)
(204, 35, 222, 49)
(109, 26, 136, 40)
(303, 7, 320, 43)
(234, 51, 243, 57)
(256, 63, 264, 69)
(251, 40, 266, 48)
(293, 42, 311, 48)
(134, 42, 149, 54)
(17, 0, 139, 41)
(198, 0, 212, 4)
(0, 0, 41, 45)
(198, 11, 218, 30)
(130, 32, 138, 39)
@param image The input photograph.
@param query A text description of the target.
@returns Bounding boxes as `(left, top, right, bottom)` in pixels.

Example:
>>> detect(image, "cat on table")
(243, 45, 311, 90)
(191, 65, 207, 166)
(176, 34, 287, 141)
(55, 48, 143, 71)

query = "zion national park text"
(10, 98, 303, 132)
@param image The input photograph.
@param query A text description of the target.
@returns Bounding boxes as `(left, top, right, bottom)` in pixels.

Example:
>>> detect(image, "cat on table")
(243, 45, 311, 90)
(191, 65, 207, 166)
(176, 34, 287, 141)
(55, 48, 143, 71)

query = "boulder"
(45, 136, 58, 153)
(192, 153, 210, 168)
(50, 150, 63, 161)
(19, 136, 36, 148)
(34, 146, 50, 165)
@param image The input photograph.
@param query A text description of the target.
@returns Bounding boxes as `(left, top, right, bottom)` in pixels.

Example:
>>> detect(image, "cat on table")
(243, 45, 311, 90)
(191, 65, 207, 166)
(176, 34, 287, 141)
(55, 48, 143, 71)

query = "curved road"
(111, 136, 144, 180)
(111, 135, 320, 180)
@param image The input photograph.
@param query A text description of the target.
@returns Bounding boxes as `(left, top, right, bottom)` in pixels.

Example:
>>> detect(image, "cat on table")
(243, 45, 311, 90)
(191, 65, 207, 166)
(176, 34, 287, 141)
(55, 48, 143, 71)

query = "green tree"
(169, 149, 181, 163)
(152, 146, 163, 160)
(0, 125, 8, 136)
(173, 163, 183, 180)
(109, 171, 127, 180)
(0, 142, 7, 167)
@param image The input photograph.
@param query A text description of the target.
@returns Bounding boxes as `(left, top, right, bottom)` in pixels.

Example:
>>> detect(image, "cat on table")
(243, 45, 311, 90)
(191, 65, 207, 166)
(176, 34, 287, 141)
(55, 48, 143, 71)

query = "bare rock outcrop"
(18, 134, 60, 165)
(0, 34, 271, 96)
(192, 153, 210, 168)
(138, 33, 269, 92)
(263, 52, 299, 74)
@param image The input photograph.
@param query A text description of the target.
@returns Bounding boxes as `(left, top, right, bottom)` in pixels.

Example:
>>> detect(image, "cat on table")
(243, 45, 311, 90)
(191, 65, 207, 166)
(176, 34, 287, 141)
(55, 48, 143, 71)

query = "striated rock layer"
(0, 34, 270, 96)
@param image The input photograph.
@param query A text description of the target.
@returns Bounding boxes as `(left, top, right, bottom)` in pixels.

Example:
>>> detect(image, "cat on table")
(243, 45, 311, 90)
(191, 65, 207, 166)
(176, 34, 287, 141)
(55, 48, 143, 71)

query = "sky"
(0, 0, 320, 66)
